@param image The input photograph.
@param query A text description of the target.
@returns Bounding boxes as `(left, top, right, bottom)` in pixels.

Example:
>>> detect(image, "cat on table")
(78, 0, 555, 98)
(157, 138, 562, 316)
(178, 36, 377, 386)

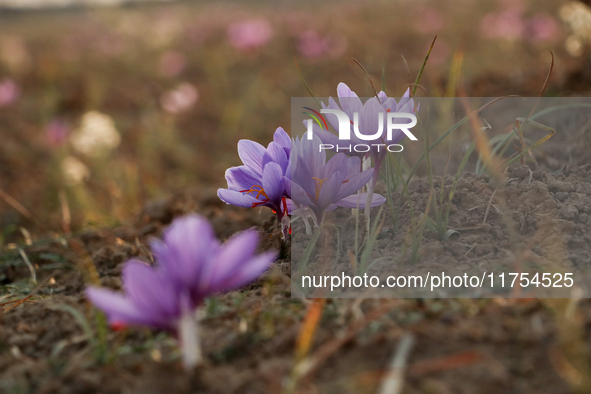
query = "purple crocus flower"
(313, 82, 418, 187)
(290, 134, 386, 226)
(218, 127, 292, 230)
(86, 214, 276, 370)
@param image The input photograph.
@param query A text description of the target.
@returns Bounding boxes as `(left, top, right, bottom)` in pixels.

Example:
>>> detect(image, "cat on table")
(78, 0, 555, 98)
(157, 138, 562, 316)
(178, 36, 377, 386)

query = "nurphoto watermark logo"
(302, 106, 418, 153)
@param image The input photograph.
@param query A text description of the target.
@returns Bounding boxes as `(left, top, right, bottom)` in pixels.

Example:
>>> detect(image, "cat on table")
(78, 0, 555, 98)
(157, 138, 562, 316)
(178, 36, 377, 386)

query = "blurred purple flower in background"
(296, 30, 347, 60)
(526, 14, 560, 43)
(480, 10, 525, 41)
(161, 82, 199, 114)
(415, 7, 445, 34)
(86, 214, 276, 370)
(45, 119, 70, 148)
(218, 127, 292, 237)
(227, 19, 273, 51)
(290, 134, 385, 226)
(0, 78, 20, 107)
(158, 51, 187, 77)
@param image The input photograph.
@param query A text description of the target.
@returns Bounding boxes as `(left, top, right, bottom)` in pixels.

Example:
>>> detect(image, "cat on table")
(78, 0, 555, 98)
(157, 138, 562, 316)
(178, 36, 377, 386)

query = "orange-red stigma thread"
(312, 177, 328, 200)
(240, 185, 270, 208)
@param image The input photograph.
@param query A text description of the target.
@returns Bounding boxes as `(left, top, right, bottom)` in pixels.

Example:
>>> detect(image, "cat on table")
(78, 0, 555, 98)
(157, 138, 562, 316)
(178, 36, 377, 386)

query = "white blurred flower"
(61, 156, 89, 185)
(565, 35, 584, 57)
(560, 2, 591, 49)
(70, 111, 121, 156)
(160, 83, 199, 114)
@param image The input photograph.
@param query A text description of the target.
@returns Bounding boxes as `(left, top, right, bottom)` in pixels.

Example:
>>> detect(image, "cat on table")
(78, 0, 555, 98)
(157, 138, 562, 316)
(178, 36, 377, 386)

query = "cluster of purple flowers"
(217, 88, 397, 234)
(86, 82, 413, 371)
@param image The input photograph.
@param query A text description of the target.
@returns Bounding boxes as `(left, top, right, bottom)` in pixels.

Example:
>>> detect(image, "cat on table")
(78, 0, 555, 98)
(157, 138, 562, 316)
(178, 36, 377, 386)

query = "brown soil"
(3, 103, 591, 393)
(2, 153, 591, 393)
(1, 3, 591, 392)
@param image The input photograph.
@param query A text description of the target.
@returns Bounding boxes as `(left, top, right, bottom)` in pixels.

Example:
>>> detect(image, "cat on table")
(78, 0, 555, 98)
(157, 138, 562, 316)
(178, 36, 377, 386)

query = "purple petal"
(310, 122, 362, 157)
(321, 97, 349, 132)
(285, 159, 291, 181)
(334, 192, 386, 208)
(283, 176, 292, 198)
(218, 251, 276, 291)
(262, 162, 284, 203)
(86, 287, 172, 329)
(335, 168, 374, 200)
(358, 97, 386, 143)
(237, 139, 266, 175)
(397, 89, 412, 112)
(225, 166, 262, 191)
(122, 260, 179, 319)
(218, 188, 260, 208)
(316, 171, 341, 209)
(310, 123, 339, 146)
(337, 82, 363, 117)
(292, 154, 317, 200)
(202, 230, 260, 293)
(290, 181, 315, 209)
(273, 127, 291, 150)
(322, 153, 347, 180)
(160, 215, 219, 287)
(381, 97, 398, 113)
(284, 198, 293, 214)
(344, 156, 362, 180)
(262, 142, 288, 173)
(303, 135, 326, 176)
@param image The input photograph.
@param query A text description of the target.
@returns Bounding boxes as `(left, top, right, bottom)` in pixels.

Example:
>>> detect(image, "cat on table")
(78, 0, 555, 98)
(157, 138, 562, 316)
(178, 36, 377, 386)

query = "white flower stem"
(179, 306, 202, 371)
(365, 182, 373, 234)
(363, 155, 373, 233)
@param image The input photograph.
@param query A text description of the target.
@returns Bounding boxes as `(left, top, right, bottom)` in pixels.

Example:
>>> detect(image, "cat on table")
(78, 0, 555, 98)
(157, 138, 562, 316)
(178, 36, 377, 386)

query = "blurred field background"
(0, 0, 587, 238)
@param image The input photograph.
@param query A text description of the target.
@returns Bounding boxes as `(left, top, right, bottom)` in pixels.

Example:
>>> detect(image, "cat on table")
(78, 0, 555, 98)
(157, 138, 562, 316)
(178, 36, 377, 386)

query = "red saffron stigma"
(111, 321, 127, 331)
(241, 185, 270, 208)
(251, 200, 269, 208)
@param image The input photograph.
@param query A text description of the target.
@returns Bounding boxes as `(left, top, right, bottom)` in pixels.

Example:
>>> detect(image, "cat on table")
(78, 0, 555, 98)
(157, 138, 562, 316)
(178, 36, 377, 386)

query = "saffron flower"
(86, 214, 276, 370)
(313, 82, 418, 186)
(218, 127, 292, 235)
(290, 134, 386, 226)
